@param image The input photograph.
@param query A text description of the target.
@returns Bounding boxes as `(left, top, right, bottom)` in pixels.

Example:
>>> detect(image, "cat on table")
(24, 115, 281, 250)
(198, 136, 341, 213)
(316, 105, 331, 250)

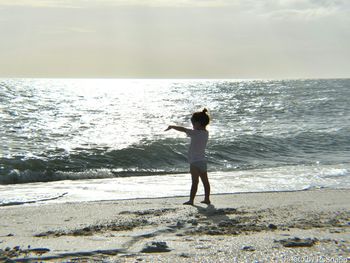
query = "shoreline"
(2, 185, 350, 208)
(1, 189, 349, 262)
(2, 162, 350, 207)
(2, 184, 350, 208)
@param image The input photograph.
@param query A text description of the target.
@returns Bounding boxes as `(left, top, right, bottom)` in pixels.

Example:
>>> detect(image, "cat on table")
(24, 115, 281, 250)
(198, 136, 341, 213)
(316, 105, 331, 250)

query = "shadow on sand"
(192, 204, 233, 225)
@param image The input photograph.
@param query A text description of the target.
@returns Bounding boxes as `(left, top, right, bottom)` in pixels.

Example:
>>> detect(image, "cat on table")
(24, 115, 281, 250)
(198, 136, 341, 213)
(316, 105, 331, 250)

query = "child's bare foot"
(183, 201, 193, 205)
(200, 200, 211, 205)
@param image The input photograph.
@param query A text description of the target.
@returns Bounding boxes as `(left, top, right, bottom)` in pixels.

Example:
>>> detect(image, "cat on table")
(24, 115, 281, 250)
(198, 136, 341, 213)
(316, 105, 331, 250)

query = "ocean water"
(1, 78, 350, 205)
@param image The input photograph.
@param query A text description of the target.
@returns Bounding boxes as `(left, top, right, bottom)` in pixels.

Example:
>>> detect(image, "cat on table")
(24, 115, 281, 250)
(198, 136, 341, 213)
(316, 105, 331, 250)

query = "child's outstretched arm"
(165, 125, 187, 133)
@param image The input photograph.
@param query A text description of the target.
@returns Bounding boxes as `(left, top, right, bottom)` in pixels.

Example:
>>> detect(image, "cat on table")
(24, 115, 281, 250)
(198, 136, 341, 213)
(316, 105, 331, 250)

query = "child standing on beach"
(165, 109, 211, 205)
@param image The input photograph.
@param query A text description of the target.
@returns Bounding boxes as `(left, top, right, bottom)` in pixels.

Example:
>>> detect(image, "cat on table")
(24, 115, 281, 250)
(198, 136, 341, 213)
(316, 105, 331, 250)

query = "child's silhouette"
(165, 108, 211, 205)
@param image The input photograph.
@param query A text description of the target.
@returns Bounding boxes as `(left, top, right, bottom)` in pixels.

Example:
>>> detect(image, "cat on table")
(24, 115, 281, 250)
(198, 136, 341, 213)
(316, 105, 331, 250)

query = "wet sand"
(1, 189, 349, 262)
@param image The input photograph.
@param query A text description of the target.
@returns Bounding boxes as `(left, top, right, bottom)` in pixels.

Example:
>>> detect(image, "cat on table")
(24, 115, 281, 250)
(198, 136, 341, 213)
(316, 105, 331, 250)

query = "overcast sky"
(0, 0, 349, 78)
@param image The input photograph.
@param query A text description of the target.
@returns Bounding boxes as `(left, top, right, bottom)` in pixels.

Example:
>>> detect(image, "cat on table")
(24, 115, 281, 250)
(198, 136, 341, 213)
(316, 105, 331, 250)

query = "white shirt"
(185, 129, 209, 163)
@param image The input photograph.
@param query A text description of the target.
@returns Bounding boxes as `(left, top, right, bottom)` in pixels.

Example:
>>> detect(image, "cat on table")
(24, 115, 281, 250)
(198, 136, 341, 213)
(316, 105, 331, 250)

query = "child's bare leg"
(190, 172, 199, 202)
(199, 172, 211, 204)
(184, 166, 200, 205)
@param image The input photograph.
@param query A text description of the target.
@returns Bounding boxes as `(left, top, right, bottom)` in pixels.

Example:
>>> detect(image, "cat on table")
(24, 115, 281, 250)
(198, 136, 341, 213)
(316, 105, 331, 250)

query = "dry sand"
(1, 189, 349, 262)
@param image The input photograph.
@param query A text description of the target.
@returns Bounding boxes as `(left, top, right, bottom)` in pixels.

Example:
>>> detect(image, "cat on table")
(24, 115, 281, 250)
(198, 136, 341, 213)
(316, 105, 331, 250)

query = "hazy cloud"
(0, 0, 236, 8)
(0, 0, 78, 8)
(0, 0, 348, 78)
(1, 0, 349, 11)
(248, 0, 350, 19)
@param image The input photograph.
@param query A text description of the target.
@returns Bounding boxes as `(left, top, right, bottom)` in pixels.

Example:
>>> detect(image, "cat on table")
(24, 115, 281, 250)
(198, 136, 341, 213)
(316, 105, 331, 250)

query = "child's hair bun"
(191, 108, 210, 126)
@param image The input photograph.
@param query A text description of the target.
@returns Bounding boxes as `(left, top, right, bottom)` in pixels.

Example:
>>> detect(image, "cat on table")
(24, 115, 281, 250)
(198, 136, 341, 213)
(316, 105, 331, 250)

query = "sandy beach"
(1, 189, 349, 262)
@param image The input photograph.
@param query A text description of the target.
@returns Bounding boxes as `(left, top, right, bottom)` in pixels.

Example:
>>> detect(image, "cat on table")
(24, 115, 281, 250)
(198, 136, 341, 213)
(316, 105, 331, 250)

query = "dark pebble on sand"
(218, 219, 239, 227)
(242, 246, 255, 252)
(176, 221, 185, 228)
(179, 253, 191, 258)
(276, 237, 318, 247)
(208, 229, 224, 235)
(187, 219, 198, 226)
(13, 246, 20, 251)
(268, 224, 278, 230)
(141, 241, 171, 253)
